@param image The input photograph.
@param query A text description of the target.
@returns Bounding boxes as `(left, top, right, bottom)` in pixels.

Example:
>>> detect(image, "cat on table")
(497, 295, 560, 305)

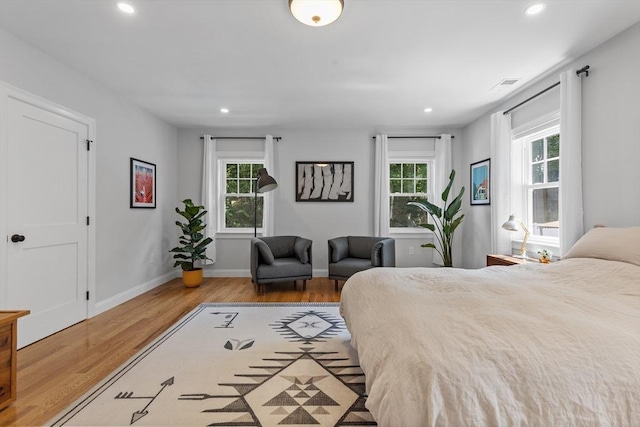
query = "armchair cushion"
(255, 239, 275, 265)
(261, 236, 296, 258)
(256, 258, 312, 280)
(329, 237, 349, 263)
(348, 236, 377, 259)
(329, 258, 374, 278)
(294, 237, 312, 264)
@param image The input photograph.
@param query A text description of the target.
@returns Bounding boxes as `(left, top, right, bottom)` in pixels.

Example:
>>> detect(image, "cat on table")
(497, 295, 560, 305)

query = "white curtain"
(201, 135, 217, 264)
(490, 111, 513, 255)
(434, 134, 452, 194)
(559, 69, 584, 255)
(432, 134, 452, 265)
(262, 134, 276, 236)
(374, 134, 389, 237)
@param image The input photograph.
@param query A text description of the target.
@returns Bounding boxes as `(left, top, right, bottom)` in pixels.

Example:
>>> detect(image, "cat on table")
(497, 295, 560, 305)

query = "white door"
(1, 85, 93, 348)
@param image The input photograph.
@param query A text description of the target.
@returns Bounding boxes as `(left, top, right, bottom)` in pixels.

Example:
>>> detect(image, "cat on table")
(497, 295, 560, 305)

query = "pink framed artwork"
(130, 158, 156, 208)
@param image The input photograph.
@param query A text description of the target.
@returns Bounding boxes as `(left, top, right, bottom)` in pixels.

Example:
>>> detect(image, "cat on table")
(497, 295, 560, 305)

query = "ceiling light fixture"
(117, 2, 135, 14)
(220, 108, 229, 114)
(289, 0, 344, 27)
(525, 3, 546, 15)
(424, 108, 433, 113)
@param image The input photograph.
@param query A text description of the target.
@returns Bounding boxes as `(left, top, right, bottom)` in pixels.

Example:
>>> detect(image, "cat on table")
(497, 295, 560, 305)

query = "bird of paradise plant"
(408, 170, 465, 267)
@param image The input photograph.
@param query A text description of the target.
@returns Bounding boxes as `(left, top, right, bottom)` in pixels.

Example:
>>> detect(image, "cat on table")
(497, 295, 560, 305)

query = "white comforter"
(340, 259, 640, 427)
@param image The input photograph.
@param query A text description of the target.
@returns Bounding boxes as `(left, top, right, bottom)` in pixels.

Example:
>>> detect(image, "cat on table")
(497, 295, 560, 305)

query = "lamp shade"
(257, 168, 278, 193)
(289, 0, 344, 27)
(502, 215, 519, 232)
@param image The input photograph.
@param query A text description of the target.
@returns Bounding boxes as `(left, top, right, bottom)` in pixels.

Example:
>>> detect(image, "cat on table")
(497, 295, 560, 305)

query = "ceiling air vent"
(491, 78, 521, 91)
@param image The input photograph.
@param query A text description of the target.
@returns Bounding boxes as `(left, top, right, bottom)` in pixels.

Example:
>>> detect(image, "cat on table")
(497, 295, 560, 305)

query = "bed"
(340, 227, 640, 426)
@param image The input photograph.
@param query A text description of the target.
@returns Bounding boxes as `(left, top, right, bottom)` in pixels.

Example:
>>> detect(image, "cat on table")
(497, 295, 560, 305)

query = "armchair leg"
(302, 280, 307, 291)
(334, 280, 339, 291)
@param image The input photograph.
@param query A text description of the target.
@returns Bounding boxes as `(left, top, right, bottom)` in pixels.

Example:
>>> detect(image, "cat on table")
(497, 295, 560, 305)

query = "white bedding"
(340, 259, 640, 426)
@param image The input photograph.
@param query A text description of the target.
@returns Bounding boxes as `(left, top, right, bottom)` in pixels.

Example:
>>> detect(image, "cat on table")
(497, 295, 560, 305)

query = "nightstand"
(486, 254, 533, 266)
(0, 310, 30, 410)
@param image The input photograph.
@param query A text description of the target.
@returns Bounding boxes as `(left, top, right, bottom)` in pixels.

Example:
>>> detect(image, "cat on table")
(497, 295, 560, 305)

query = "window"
(519, 126, 560, 241)
(221, 161, 264, 232)
(389, 161, 432, 230)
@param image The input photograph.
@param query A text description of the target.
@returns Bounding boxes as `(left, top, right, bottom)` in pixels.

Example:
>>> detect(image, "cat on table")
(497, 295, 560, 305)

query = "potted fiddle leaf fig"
(170, 199, 213, 287)
(408, 170, 465, 267)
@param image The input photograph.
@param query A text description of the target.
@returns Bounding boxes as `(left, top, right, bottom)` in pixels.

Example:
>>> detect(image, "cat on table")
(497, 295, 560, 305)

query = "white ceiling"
(1, 0, 638, 131)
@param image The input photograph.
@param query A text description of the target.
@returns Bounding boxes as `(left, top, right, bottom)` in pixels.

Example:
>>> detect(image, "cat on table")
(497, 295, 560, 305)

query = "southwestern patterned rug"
(49, 303, 376, 426)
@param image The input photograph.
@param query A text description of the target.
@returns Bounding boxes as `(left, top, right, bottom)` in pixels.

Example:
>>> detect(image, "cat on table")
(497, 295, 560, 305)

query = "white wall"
(176, 127, 462, 275)
(0, 29, 179, 310)
(275, 129, 373, 275)
(460, 23, 640, 269)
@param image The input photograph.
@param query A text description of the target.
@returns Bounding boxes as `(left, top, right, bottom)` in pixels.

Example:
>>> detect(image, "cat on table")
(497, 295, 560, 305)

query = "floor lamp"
(254, 168, 278, 237)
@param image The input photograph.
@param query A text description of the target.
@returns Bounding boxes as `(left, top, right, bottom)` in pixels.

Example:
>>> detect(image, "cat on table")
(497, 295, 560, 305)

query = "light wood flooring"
(0, 276, 341, 427)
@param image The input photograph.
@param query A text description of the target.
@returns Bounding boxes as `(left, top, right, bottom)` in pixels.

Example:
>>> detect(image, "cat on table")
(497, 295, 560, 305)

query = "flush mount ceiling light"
(117, 2, 135, 14)
(289, 0, 344, 27)
(525, 3, 546, 15)
(220, 108, 229, 114)
(424, 108, 433, 113)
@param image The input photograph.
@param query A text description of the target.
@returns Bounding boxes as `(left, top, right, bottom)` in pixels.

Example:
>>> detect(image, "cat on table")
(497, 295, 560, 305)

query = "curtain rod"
(371, 135, 455, 140)
(503, 65, 590, 115)
(200, 136, 281, 141)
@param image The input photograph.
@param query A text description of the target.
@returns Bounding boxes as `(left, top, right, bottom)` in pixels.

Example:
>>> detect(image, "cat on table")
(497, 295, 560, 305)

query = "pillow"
(562, 226, 640, 266)
(329, 237, 348, 263)
(294, 238, 311, 264)
(255, 240, 275, 265)
(371, 241, 384, 267)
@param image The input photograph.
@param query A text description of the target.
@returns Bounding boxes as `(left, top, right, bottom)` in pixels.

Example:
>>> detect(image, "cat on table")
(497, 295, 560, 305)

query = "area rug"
(49, 303, 376, 426)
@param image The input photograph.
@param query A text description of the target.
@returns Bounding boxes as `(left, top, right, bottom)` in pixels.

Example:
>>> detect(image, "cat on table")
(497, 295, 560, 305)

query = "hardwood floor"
(0, 277, 341, 427)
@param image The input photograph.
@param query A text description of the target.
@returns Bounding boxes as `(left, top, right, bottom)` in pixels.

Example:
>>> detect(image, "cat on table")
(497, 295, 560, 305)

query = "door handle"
(10, 234, 25, 243)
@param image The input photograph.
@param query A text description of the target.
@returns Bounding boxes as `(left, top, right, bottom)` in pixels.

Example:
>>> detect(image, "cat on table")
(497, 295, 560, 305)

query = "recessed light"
(117, 2, 135, 14)
(220, 108, 229, 114)
(525, 3, 546, 15)
(424, 108, 433, 113)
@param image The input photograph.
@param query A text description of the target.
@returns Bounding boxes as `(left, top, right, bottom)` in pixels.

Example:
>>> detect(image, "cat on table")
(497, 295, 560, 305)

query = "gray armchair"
(250, 236, 312, 293)
(328, 236, 395, 290)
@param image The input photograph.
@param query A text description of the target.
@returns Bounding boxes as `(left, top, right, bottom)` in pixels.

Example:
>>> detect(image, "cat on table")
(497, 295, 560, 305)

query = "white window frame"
(388, 152, 435, 236)
(217, 155, 265, 235)
(512, 117, 560, 253)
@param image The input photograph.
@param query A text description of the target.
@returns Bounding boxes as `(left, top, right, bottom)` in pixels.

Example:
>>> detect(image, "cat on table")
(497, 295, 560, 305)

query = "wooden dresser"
(0, 310, 29, 411)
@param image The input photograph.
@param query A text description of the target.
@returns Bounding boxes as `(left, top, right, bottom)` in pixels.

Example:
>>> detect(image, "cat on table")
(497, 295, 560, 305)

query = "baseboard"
(92, 268, 332, 316)
(313, 269, 329, 277)
(203, 269, 329, 278)
(203, 269, 252, 278)
(93, 271, 179, 316)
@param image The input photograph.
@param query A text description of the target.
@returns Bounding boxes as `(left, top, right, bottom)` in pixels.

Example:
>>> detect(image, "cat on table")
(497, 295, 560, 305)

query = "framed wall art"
(296, 161, 354, 202)
(470, 158, 490, 205)
(130, 158, 156, 208)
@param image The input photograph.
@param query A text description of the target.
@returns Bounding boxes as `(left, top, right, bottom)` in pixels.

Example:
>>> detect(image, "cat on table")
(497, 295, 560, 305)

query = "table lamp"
(502, 214, 530, 259)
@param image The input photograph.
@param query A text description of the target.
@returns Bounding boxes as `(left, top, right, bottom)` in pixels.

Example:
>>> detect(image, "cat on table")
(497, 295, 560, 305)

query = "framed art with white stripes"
(295, 161, 354, 202)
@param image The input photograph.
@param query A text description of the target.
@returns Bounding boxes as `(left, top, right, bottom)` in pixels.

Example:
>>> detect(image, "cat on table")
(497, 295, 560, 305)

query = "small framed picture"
(470, 158, 490, 206)
(130, 158, 156, 208)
